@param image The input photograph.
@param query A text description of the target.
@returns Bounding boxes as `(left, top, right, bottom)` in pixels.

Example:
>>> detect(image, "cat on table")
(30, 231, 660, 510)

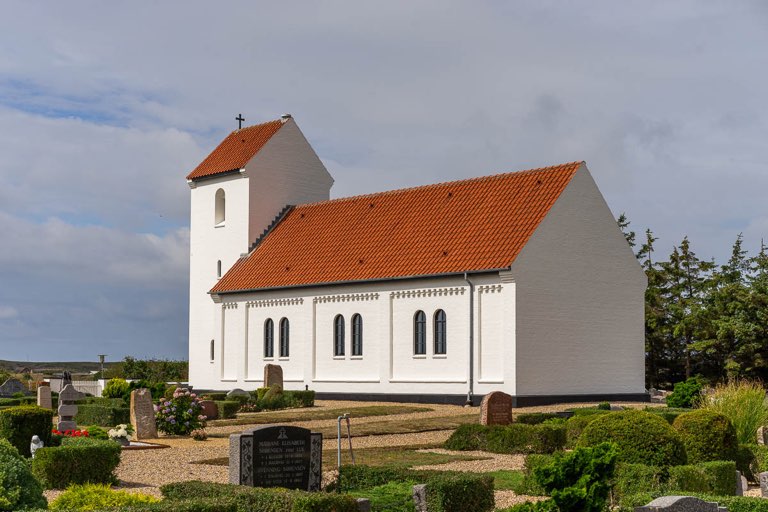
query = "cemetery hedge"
(445, 423, 566, 454)
(564, 411, 609, 448)
(577, 410, 687, 466)
(0, 438, 47, 511)
(672, 409, 738, 463)
(667, 460, 737, 496)
(515, 413, 564, 425)
(31, 437, 121, 489)
(215, 400, 240, 419)
(0, 405, 54, 457)
(75, 404, 130, 427)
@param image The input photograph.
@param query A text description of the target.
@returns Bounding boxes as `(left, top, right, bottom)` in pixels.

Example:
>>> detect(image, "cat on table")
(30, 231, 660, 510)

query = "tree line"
(618, 215, 768, 389)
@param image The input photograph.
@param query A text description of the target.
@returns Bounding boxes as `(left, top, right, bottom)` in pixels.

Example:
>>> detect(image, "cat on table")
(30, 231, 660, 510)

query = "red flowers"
(51, 429, 89, 437)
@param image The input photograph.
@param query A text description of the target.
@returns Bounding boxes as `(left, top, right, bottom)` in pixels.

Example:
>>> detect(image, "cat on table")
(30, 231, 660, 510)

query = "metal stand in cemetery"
(230, 425, 322, 491)
(337, 413, 355, 469)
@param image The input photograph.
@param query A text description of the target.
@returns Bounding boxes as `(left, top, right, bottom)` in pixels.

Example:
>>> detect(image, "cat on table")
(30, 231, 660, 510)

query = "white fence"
(48, 379, 104, 396)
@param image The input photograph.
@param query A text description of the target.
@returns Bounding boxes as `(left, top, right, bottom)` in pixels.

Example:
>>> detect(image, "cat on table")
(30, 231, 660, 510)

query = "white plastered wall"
(192, 273, 515, 397)
(510, 164, 646, 396)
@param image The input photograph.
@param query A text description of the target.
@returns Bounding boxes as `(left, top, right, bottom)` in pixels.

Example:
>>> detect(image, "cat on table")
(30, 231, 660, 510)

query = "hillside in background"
(0, 359, 118, 376)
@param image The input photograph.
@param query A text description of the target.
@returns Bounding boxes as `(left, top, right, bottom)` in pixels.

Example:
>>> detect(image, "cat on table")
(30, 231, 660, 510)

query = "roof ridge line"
(293, 161, 583, 209)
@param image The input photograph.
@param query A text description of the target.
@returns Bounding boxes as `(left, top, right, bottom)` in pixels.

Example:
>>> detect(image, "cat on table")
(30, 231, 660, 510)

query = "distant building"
(187, 116, 647, 405)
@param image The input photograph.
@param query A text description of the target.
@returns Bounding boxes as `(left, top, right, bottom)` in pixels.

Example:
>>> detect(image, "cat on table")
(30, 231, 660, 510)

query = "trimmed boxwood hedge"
(565, 411, 609, 448)
(673, 410, 738, 463)
(0, 405, 54, 457)
(667, 460, 736, 496)
(215, 400, 240, 419)
(75, 404, 130, 427)
(445, 423, 566, 454)
(578, 410, 686, 466)
(31, 437, 121, 489)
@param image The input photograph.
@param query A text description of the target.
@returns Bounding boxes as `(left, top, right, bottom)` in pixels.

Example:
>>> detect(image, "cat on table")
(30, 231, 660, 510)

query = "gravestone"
(758, 426, 766, 445)
(634, 496, 726, 511)
(200, 400, 218, 420)
(57, 384, 85, 431)
(412, 484, 427, 512)
(264, 364, 284, 388)
(229, 425, 322, 491)
(37, 385, 52, 409)
(760, 471, 768, 498)
(130, 388, 158, 440)
(227, 388, 250, 399)
(0, 378, 26, 397)
(735, 470, 748, 496)
(479, 391, 513, 425)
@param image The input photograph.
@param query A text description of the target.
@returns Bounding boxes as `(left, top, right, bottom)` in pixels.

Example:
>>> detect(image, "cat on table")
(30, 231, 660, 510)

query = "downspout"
(463, 272, 475, 405)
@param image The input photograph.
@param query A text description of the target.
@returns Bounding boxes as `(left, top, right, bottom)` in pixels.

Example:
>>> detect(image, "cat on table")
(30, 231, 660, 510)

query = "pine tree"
(639, 229, 670, 388)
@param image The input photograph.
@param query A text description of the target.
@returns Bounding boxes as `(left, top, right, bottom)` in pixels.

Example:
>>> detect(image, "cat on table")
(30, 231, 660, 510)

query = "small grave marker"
(480, 391, 513, 425)
(57, 384, 85, 431)
(130, 388, 158, 440)
(37, 385, 52, 409)
(264, 364, 283, 388)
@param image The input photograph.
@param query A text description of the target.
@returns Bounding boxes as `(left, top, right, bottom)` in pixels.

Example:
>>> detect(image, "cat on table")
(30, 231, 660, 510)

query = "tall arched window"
(217, 260, 222, 278)
(434, 309, 447, 355)
(414, 310, 426, 355)
(264, 319, 274, 358)
(279, 318, 290, 357)
(210, 339, 215, 361)
(334, 315, 345, 356)
(214, 188, 226, 225)
(352, 314, 363, 356)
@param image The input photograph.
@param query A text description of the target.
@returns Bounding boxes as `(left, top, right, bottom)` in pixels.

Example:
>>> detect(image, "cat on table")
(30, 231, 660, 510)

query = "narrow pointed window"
(264, 319, 274, 358)
(279, 318, 290, 357)
(414, 310, 426, 355)
(434, 309, 447, 355)
(217, 260, 222, 278)
(352, 314, 363, 356)
(334, 315, 345, 356)
(210, 340, 215, 361)
(215, 188, 226, 225)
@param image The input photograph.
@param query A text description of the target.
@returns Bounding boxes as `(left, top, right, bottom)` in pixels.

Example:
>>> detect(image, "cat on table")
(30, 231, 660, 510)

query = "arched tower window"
(210, 339, 215, 361)
(434, 309, 447, 355)
(414, 310, 426, 355)
(217, 260, 222, 278)
(279, 318, 290, 357)
(334, 315, 345, 356)
(214, 188, 226, 225)
(264, 319, 274, 358)
(352, 314, 363, 356)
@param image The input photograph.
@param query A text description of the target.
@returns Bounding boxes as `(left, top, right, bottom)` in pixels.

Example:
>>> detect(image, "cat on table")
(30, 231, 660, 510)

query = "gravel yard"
(43, 399, 655, 506)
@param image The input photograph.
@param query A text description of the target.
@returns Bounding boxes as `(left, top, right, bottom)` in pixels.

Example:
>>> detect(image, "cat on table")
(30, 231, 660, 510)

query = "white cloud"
(0, 306, 18, 319)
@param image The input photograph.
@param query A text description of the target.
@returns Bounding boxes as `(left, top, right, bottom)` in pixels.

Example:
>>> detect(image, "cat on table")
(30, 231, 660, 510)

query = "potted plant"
(108, 424, 134, 446)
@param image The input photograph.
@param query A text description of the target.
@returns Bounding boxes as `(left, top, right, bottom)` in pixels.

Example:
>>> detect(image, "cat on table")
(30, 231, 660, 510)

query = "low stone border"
(122, 441, 169, 451)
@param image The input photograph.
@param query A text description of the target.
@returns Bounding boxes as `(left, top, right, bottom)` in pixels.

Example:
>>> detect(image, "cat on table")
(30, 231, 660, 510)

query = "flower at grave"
(190, 393, 197, 399)
(108, 424, 133, 443)
(155, 387, 203, 436)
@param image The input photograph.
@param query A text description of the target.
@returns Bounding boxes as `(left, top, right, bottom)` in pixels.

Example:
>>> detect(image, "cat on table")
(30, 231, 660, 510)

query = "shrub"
(0, 438, 47, 511)
(102, 378, 130, 399)
(32, 437, 121, 489)
(191, 429, 207, 441)
(578, 410, 686, 466)
(445, 424, 565, 454)
(160, 480, 358, 511)
(49, 483, 159, 510)
(666, 376, 705, 408)
(155, 388, 204, 435)
(0, 405, 54, 457)
(486, 424, 566, 454)
(0, 398, 21, 407)
(611, 463, 665, 506)
(285, 390, 315, 408)
(668, 460, 737, 496)
(75, 404, 130, 427)
(565, 412, 609, 448)
(258, 384, 287, 410)
(646, 407, 692, 425)
(513, 454, 555, 496)
(597, 402, 611, 410)
(508, 443, 618, 512)
(673, 409, 738, 463)
(215, 400, 240, 420)
(700, 380, 768, 445)
(516, 413, 562, 425)
(425, 473, 494, 512)
(83, 425, 109, 440)
(348, 480, 415, 512)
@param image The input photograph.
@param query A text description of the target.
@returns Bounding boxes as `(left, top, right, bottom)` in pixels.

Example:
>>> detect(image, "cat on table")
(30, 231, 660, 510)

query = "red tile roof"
(186, 119, 284, 180)
(212, 162, 582, 293)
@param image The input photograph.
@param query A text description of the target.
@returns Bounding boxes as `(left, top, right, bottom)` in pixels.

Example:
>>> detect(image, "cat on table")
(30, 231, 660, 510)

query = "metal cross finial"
(236, 114, 245, 129)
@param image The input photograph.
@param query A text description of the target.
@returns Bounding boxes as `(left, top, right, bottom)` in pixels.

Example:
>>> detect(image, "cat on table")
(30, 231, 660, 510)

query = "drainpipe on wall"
(463, 272, 475, 406)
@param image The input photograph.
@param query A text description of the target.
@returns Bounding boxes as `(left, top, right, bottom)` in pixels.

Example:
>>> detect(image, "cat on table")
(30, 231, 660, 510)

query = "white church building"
(187, 115, 647, 405)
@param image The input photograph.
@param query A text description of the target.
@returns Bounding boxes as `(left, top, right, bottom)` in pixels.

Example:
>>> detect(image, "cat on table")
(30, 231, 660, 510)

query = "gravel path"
(43, 400, 655, 505)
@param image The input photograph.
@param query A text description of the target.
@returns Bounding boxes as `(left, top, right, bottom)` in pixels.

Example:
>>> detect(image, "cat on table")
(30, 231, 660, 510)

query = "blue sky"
(0, 1, 766, 362)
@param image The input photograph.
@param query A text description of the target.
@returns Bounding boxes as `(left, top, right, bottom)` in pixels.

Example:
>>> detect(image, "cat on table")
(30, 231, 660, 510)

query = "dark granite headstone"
(0, 378, 26, 397)
(229, 425, 322, 491)
(634, 496, 726, 511)
(57, 384, 85, 431)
